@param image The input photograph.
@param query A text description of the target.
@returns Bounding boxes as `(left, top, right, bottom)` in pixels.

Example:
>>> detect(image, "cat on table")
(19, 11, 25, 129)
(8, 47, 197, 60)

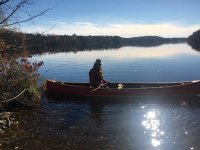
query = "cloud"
(21, 21, 200, 37)
(72, 22, 98, 26)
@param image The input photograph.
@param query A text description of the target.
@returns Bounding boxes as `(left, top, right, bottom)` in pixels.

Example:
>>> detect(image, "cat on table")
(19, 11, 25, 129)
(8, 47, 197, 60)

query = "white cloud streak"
(21, 21, 200, 38)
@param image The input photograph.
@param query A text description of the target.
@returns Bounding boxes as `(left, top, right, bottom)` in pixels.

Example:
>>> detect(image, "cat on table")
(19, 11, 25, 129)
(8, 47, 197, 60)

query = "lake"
(1, 43, 200, 150)
(34, 43, 200, 82)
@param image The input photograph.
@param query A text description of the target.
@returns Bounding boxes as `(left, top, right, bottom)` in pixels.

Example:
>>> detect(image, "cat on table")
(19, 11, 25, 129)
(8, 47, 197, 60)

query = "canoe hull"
(46, 80, 200, 99)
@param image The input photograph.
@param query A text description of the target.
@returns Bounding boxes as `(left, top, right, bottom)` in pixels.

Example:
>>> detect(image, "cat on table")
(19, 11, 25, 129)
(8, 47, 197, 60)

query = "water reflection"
(142, 107, 165, 149)
(33, 43, 198, 61)
(2, 100, 200, 149)
(90, 102, 104, 128)
(32, 43, 200, 83)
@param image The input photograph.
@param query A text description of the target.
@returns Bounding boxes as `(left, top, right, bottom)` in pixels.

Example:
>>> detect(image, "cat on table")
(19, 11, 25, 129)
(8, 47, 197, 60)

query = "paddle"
(90, 82, 109, 93)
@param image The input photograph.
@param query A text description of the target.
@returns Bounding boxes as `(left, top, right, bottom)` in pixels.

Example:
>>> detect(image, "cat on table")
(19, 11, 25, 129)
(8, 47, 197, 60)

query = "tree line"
(0, 29, 187, 54)
(188, 29, 200, 51)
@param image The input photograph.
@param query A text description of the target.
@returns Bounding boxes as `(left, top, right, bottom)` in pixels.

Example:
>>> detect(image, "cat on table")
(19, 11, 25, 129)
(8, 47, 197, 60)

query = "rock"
(5, 117, 10, 127)
(70, 126, 76, 130)
(0, 112, 12, 130)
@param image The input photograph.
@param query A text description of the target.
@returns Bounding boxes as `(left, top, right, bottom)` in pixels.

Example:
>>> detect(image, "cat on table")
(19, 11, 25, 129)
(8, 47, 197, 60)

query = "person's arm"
(99, 70, 109, 84)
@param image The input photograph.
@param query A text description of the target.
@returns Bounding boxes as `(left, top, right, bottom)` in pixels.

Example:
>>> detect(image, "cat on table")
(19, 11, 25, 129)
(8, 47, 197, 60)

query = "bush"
(0, 39, 43, 106)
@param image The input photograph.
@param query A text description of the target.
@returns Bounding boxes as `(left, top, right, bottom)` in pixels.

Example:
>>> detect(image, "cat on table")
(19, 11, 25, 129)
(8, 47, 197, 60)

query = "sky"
(20, 0, 200, 37)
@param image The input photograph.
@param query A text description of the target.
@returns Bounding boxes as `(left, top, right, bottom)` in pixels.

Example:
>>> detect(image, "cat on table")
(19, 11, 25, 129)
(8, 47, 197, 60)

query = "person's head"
(93, 59, 102, 69)
(95, 59, 101, 65)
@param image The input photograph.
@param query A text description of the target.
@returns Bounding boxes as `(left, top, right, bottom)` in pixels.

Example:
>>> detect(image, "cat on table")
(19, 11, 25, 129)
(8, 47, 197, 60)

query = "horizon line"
(20, 21, 200, 38)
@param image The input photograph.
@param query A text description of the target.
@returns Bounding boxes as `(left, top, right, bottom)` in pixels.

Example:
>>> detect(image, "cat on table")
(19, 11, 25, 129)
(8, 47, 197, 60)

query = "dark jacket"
(89, 67, 105, 87)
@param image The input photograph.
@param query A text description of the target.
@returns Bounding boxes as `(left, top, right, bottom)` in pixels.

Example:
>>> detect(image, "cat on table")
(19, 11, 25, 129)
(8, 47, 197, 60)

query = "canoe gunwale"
(46, 80, 200, 98)
(47, 80, 200, 90)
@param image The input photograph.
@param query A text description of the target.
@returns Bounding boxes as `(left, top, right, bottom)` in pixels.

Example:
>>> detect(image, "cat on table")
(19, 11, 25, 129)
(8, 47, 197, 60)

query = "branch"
(0, 0, 10, 6)
(40, 23, 56, 35)
(2, 8, 51, 27)
(1, 88, 26, 103)
(0, 0, 29, 25)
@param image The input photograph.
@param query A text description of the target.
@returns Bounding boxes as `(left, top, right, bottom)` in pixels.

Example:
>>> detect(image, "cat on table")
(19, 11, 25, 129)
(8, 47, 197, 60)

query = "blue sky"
(21, 0, 200, 37)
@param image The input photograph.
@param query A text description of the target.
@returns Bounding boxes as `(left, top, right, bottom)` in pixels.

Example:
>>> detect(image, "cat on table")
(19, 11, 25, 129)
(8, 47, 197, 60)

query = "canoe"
(46, 80, 200, 99)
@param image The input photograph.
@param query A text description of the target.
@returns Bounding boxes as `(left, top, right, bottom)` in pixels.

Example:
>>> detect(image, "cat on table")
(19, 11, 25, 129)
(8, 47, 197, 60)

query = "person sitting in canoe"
(89, 59, 108, 87)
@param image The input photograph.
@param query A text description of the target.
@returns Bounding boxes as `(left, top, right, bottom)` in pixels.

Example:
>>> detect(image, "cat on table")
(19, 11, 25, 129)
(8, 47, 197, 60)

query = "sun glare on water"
(142, 108, 165, 148)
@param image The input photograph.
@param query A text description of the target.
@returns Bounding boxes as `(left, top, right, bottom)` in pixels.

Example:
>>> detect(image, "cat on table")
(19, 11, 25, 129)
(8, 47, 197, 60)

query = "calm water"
(35, 43, 200, 82)
(1, 43, 200, 150)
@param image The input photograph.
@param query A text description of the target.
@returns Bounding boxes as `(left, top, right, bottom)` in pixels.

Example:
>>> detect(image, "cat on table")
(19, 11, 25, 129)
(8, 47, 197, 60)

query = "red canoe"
(46, 80, 200, 99)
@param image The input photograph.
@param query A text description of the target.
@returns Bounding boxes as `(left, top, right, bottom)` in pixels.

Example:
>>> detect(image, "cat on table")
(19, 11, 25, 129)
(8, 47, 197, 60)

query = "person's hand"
(106, 81, 110, 84)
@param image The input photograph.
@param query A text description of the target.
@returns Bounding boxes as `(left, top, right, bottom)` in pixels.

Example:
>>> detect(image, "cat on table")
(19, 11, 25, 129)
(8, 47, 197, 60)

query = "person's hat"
(95, 59, 101, 65)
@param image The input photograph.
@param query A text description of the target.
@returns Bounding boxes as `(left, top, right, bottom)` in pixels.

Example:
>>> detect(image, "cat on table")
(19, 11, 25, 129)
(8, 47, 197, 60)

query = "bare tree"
(0, 0, 49, 27)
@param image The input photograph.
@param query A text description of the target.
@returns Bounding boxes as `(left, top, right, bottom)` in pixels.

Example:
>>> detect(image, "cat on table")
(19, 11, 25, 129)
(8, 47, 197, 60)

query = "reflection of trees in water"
(90, 102, 105, 128)
(27, 35, 187, 55)
(188, 44, 200, 52)
(187, 40, 200, 52)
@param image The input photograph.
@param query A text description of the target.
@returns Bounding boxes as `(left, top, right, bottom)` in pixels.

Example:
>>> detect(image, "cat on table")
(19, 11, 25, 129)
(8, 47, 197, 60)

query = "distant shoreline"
(0, 29, 188, 54)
